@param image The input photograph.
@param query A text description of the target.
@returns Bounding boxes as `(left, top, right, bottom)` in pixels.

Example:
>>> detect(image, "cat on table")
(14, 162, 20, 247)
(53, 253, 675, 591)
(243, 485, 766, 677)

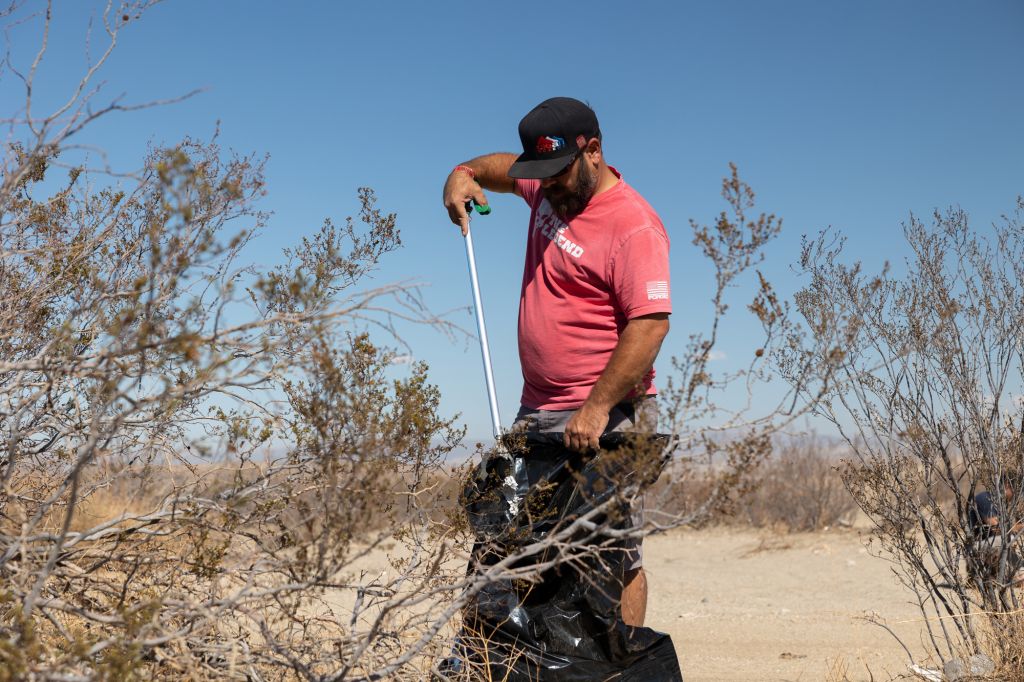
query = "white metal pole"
(463, 225, 502, 440)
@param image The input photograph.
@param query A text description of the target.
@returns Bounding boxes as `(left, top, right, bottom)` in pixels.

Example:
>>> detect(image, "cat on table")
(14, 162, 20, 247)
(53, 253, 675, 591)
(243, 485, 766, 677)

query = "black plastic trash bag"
(450, 432, 683, 682)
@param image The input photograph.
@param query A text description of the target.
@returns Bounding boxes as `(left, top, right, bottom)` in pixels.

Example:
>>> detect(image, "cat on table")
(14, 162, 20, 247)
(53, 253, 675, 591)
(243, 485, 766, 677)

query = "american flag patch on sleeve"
(646, 281, 669, 300)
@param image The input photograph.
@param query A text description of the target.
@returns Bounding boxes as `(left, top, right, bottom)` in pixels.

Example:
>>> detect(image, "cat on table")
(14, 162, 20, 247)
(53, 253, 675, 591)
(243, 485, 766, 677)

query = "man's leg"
(512, 399, 657, 627)
(617, 398, 656, 627)
(621, 567, 647, 626)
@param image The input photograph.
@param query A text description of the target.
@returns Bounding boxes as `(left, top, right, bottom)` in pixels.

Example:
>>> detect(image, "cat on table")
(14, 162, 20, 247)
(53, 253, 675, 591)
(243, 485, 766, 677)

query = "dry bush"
(1, 3, 477, 678)
(739, 437, 857, 532)
(783, 197, 1024, 674)
(976, 609, 1024, 681)
(648, 436, 857, 532)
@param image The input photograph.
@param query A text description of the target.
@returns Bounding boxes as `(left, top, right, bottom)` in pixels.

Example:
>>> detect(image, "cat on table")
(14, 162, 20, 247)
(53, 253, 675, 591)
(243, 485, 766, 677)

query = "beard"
(542, 159, 596, 219)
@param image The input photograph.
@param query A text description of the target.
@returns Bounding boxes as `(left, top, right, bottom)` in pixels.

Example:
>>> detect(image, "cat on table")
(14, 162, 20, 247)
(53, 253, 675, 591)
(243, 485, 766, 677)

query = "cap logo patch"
(536, 135, 565, 154)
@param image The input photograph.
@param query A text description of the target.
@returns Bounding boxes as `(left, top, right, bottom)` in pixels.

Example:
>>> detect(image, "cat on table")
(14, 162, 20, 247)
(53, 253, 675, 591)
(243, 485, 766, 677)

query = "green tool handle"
(464, 198, 491, 215)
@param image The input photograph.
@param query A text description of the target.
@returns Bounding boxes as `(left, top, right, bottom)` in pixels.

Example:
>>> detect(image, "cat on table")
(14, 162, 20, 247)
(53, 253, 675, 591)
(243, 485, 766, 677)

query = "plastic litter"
(452, 432, 684, 681)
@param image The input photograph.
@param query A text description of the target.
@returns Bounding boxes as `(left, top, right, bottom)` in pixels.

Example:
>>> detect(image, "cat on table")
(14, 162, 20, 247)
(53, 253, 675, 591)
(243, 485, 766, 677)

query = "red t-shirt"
(515, 169, 672, 410)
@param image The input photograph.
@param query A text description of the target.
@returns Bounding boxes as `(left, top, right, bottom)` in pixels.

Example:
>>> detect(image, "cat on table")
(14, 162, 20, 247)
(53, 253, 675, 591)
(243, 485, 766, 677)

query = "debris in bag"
(449, 432, 684, 681)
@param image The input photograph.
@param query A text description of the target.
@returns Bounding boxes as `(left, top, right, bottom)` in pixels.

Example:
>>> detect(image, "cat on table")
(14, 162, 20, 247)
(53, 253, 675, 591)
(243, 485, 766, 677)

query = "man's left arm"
(563, 313, 669, 452)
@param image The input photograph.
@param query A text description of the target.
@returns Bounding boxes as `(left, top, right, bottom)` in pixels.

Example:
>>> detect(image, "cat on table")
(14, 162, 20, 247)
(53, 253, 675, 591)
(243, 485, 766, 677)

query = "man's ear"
(582, 137, 602, 164)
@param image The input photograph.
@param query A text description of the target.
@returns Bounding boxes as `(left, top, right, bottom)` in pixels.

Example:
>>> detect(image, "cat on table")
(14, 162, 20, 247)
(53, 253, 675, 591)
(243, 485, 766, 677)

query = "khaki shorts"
(510, 397, 658, 571)
(511, 398, 659, 437)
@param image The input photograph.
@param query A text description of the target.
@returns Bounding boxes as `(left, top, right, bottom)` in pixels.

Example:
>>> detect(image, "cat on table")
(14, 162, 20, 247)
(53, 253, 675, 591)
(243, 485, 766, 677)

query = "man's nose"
(540, 177, 558, 188)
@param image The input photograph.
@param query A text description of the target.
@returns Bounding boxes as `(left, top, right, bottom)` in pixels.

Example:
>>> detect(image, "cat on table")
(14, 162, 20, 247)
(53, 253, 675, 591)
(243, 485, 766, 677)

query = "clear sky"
(6, 1, 1023, 444)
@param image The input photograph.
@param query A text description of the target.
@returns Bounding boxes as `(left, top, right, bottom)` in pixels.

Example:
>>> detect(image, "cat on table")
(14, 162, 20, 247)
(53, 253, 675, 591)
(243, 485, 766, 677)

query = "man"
(969, 474, 1024, 586)
(442, 97, 671, 626)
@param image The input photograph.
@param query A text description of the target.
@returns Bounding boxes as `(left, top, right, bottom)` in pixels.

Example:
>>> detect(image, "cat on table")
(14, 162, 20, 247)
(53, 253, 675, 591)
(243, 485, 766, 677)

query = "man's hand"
(443, 169, 489, 236)
(442, 154, 518, 235)
(564, 403, 610, 452)
(562, 314, 670, 452)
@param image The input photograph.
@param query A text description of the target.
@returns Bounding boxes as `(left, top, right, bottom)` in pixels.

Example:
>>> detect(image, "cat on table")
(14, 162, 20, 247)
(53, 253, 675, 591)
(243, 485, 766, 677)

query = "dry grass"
(824, 655, 851, 681)
(649, 438, 858, 533)
(975, 608, 1024, 681)
(54, 440, 858, 546)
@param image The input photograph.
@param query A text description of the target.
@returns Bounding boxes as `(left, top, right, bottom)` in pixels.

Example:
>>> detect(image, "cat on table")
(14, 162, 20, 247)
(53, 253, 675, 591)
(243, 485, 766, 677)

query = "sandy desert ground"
(344, 524, 939, 681)
(642, 527, 931, 681)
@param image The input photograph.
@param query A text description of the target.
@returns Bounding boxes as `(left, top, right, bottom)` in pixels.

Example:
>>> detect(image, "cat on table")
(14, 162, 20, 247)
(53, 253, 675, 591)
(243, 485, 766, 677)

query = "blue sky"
(6, 1, 1023, 443)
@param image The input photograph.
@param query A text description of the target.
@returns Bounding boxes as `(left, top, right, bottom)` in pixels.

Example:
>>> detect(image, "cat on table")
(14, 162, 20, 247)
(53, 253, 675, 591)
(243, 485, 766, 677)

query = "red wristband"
(453, 165, 475, 179)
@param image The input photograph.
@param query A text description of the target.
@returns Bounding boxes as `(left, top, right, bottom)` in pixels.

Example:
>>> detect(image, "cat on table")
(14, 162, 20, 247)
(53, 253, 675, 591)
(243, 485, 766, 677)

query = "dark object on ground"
(452, 432, 683, 681)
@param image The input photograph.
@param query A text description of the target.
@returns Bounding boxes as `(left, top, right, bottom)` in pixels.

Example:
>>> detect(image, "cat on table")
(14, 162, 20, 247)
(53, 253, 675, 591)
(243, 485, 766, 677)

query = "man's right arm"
(443, 153, 517, 236)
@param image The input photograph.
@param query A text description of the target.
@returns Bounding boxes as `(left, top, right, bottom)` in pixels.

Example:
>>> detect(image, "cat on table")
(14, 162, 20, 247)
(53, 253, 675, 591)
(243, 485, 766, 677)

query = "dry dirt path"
(643, 527, 932, 681)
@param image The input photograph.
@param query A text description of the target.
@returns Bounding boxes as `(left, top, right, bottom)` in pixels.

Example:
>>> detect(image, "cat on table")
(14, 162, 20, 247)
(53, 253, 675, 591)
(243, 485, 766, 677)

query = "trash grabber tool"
(463, 199, 502, 440)
(432, 199, 503, 681)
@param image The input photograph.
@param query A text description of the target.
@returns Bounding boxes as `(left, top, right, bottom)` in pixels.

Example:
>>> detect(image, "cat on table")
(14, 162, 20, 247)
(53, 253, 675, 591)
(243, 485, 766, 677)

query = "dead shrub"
(784, 198, 1024, 673)
(741, 437, 857, 532)
(648, 436, 857, 532)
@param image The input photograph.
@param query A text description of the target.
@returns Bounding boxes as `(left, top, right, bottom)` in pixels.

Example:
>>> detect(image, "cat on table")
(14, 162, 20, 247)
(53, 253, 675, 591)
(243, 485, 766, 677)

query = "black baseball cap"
(508, 97, 601, 180)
